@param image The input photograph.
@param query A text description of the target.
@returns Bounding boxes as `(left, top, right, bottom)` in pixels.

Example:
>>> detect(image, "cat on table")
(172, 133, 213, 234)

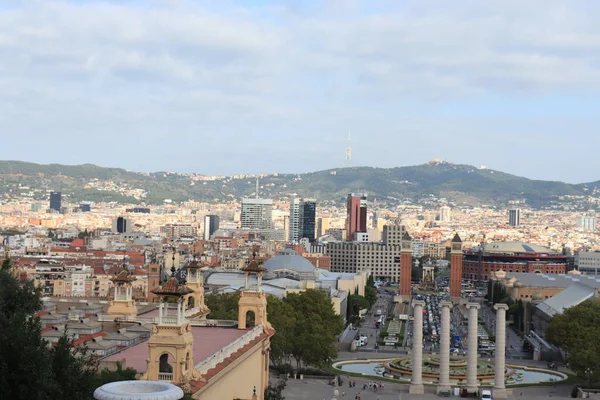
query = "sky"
(1, 0, 599, 183)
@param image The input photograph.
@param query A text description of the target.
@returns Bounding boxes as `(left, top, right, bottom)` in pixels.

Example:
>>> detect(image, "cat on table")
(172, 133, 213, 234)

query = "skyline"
(1, 1, 599, 182)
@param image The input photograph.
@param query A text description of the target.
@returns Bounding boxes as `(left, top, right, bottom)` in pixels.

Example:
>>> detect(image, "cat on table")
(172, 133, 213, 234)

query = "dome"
(483, 241, 557, 254)
(495, 270, 507, 279)
(264, 250, 317, 280)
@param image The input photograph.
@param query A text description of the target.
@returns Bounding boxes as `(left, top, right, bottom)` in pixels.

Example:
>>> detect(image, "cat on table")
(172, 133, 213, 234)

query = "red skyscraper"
(346, 193, 367, 241)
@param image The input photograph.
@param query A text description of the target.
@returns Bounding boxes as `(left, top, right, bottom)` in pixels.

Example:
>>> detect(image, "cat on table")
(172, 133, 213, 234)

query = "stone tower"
(106, 266, 137, 317)
(145, 277, 199, 385)
(238, 258, 272, 330)
(183, 260, 210, 319)
(450, 233, 463, 303)
(399, 231, 413, 302)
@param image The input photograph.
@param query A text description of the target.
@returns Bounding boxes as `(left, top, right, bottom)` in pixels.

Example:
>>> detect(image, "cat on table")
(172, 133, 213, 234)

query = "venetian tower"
(183, 260, 210, 319)
(144, 276, 199, 386)
(399, 231, 413, 302)
(450, 233, 463, 303)
(106, 265, 138, 317)
(238, 258, 272, 331)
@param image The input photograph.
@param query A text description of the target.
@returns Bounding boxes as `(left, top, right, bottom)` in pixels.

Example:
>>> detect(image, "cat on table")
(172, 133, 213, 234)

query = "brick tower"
(450, 233, 463, 303)
(400, 231, 413, 302)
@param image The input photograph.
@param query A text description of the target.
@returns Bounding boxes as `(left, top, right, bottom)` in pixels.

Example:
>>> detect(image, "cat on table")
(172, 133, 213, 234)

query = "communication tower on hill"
(345, 130, 352, 167)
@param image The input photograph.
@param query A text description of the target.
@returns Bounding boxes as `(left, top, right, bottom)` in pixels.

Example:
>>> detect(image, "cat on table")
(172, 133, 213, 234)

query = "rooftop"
(103, 327, 249, 373)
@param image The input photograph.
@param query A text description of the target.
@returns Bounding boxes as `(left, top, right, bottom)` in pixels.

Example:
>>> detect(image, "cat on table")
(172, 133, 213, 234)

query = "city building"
(288, 198, 317, 243)
(382, 223, 406, 246)
(160, 224, 197, 240)
(327, 241, 401, 281)
(203, 215, 220, 240)
(575, 251, 600, 275)
(508, 209, 521, 227)
(241, 198, 273, 230)
(576, 214, 596, 231)
(439, 206, 452, 222)
(462, 241, 568, 281)
(317, 217, 330, 238)
(346, 193, 367, 241)
(112, 217, 132, 234)
(288, 198, 301, 242)
(49, 191, 62, 212)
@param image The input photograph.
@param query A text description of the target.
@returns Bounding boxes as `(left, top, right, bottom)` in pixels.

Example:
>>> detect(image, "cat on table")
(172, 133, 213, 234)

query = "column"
(466, 303, 480, 393)
(437, 301, 452, 394)
(409, 300, 425, 395)
(493, 304, 509, 399)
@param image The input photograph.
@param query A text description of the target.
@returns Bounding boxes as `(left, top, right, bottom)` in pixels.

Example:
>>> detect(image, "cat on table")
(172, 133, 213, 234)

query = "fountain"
(93, 380, 184, 400)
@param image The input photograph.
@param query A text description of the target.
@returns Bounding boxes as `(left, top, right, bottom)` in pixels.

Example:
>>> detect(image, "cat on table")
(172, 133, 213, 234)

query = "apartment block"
(326, 242, 401, 281)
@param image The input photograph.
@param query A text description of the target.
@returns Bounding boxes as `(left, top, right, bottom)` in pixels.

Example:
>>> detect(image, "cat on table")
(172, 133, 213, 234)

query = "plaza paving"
(282, 376, 573, 399)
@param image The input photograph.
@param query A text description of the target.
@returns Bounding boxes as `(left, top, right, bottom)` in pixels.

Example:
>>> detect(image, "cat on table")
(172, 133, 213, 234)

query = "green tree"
(206, 292, 240, 320)
(1, 254, 11, 271)
(94, 362, 137, 387)
(265, 378, 287, 400)
(546, 300, 600, 381)
(347, 294, 370, 325)
(267, 296, 296, 367)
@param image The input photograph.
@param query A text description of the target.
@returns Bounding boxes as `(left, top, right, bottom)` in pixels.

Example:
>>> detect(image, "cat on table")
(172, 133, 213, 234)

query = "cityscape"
(2, 1, 600, 400)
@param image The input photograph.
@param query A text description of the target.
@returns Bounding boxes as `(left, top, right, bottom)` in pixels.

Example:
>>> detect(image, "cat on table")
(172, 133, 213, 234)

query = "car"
(480, 389, 492, 400)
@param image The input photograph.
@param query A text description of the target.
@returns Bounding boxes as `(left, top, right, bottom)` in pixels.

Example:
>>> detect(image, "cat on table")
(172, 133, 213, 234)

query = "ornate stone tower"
(238, 259, 272, 330)
(107, 266, 138, 317)
(145, 277, 199, 386)
(183, 260, 210, 319)
(450, 233, 463, 303)
(399, 231, 413, 302)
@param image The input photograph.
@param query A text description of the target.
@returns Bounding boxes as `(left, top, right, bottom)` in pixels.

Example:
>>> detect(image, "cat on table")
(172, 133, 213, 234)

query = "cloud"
(0, 0, 599, 180)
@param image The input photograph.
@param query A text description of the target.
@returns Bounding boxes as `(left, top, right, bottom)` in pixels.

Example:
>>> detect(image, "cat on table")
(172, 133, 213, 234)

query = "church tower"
(450, 233, 463, 303)
(106, 265, 137, 317)
(399, 231, 413, 302)
(238, 258, 272, 330)
(145, 276, 199, 386)
(183, 260, 210, 319)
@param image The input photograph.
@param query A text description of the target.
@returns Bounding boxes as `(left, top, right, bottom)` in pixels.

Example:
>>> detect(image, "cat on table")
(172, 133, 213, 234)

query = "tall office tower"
(241, 198, 273, 229)
(112, 217, 132, 234)
(508, 209, 521, 227)
(382, 223, 407, 246)
(301, 199, 316, 241)
(439, 206, 452, 222)
(49, 191, 62, 212)
(317, 217, 330, 238)
(204, 215, 220, 240)
(289, 198, 302, 242)
(576, 215, 596, 231)
(346, 193, 367, 241)
(371, 211, 378, 228)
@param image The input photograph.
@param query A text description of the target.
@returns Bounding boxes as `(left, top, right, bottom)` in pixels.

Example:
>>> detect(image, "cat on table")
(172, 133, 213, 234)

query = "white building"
(576, 251, 600, 275)
(241, 198, 273, 229)
(327, 242, 401, 282)
(508, 209, 521, 227)
(576, 215, 596, 231)
(288, 198, 301, 242)
(439, 206, 452, 222)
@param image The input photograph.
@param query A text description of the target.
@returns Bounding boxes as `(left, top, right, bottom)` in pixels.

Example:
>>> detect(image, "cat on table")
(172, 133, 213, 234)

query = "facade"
(382, 224, 406, 246)
(241, 198, 273, 230)
(508, 209, 521, 227)
(439, 206, 452, 222)
(112, 217, 132, 234)
(346, 193, 367, 241)
(49, 191, 62, 212)
(203, 215, 220, 240)
(316, 217, 330, 238)
(449, 234, 463, 301)
(575, 251, 600, 275)
(462, 242, 568, 281)
(576, 215, 596, 231)
(327, 241, 401, 281)
(399, 232, 412, 301)
(288, 198, 301, 242)
(289, 198, 317, 243)
(160, 224, 197, 240)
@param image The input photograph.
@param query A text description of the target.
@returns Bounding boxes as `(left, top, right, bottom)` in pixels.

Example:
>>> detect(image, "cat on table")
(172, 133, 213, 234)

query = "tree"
(205, 292, 240, 320)
(94, 362, 137, 387)
(546, 300, 600, 381)
(1, 254, 11, 271)
(347, 294, 370, 325)
(266, 296, 296, 367)
(265, 378, 286, 400)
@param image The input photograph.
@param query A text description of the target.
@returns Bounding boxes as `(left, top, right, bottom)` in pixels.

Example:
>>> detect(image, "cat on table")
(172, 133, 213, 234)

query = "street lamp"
(586, 368, 593, 398)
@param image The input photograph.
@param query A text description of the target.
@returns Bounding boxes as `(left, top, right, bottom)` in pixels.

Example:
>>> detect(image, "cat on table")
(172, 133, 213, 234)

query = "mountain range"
(0, 160, 598, 208)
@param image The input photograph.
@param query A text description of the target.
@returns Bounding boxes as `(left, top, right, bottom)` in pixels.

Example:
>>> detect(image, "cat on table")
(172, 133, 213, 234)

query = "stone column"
(493, 304, 509, 399)
(437, 301, 453, 394)
(466, 303, 480, 393)
(409, 300, 425, 395)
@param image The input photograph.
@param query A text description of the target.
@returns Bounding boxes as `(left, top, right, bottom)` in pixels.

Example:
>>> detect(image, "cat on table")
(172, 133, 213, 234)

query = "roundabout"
(332, 357, 567, 386)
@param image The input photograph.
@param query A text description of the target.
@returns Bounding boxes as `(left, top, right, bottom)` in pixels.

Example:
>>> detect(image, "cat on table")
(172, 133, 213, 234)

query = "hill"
(0, 160, 597, 208)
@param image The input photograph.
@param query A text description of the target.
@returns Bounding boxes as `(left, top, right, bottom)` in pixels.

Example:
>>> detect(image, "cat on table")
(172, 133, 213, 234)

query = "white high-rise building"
(576, 215, 596, 231)
(289, 198, 301, 242)
(439, 206, 452, 222)
(241, 198, 273, 229)
(508, 209, 521, 227)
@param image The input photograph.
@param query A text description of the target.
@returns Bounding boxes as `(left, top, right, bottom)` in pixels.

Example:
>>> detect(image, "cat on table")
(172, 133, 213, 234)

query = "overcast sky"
(1, 0, 599, 182)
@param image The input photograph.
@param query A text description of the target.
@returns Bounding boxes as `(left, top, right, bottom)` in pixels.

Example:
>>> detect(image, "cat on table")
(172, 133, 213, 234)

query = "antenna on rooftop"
(345, 129, 352, 168)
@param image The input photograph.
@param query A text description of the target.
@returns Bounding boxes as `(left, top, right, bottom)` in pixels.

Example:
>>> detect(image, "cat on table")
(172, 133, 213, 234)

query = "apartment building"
(160, 224, 198, 240)
(326, 242, 401, 281)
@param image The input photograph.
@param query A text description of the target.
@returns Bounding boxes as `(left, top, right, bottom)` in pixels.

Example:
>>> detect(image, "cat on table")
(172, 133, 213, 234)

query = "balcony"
(158, 372, 172, 382)
(160, 316, 180, 326)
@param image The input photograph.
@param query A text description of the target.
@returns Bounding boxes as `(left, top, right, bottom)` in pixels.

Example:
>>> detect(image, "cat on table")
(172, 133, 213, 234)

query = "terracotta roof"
(186, 261, 207, 270)
(188, 329, 275, 394)
(152, 277, 194, 297)
(111, 269, 136, 284)
(242, 259, 267, 273)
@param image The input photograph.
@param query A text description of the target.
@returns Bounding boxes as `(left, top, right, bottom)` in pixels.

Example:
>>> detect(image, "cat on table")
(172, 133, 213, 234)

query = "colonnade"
(409, 300, 508, 399)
